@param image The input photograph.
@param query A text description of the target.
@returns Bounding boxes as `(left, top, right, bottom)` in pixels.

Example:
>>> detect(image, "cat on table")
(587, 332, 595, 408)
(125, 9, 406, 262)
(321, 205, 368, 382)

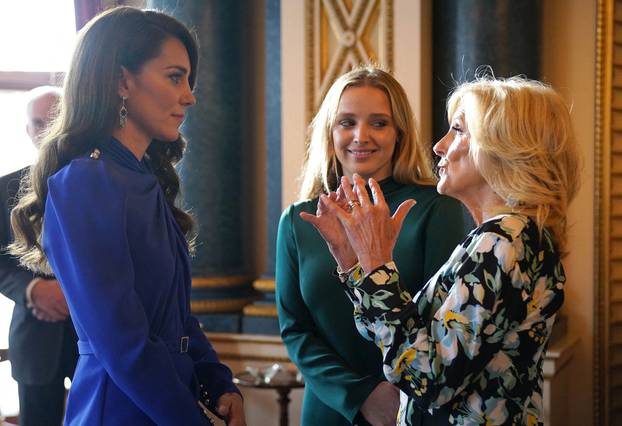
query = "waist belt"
(78, 336, 189, 355)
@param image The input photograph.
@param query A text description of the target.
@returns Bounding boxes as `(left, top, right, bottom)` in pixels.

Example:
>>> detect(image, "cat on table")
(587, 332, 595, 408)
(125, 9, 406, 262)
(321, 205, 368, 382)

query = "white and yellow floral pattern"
(341, 214, 564, 425)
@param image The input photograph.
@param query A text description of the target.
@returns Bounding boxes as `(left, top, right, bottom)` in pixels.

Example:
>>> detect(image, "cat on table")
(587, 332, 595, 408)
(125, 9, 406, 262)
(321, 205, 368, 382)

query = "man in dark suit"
(0, 86, 77, 426)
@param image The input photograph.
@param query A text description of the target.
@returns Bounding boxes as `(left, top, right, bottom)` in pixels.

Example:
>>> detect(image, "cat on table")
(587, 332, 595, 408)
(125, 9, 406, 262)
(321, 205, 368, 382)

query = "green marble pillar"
(148, 0, 260, 332)
(433, 0, 542, 142)
(432, 0, 541, 230)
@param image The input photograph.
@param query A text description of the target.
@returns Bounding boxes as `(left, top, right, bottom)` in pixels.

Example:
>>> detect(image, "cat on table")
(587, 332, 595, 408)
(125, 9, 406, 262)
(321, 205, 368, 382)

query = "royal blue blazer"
(42, 138, 238, 425)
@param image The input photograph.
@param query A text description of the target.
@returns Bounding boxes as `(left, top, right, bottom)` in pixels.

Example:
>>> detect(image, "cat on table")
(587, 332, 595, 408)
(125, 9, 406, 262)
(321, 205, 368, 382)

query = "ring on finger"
(347, 200, 361, 212)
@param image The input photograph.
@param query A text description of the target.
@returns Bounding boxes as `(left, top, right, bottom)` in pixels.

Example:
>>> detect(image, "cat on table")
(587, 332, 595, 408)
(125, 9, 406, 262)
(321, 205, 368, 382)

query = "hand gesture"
(300, 186, 357, 271)
(323, 174, 416, 274)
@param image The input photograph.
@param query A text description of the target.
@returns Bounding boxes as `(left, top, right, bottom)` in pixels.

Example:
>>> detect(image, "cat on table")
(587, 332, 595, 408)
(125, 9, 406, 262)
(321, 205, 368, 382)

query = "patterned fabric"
(276, 179, 466, 425)
(342, 214, 564, 425)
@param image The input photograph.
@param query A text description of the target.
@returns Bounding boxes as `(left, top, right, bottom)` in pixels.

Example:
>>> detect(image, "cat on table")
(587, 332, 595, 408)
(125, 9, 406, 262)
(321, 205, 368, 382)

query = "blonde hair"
(447, 77, 581, 255)
(299, 65, 435, 200)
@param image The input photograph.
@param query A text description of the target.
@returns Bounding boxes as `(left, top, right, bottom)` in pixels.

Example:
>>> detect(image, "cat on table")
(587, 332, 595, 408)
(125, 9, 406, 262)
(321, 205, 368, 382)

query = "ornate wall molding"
(306, 0, 393, 121)
(595, 0, 616, 423)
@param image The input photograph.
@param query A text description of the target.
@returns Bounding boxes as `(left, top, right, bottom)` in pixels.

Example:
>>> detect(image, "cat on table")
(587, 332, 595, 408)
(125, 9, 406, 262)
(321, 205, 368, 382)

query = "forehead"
(337, 85, 391, 112)
(145, 37, 191, 69)
(450, 108, 465, 122)
(28, 94, 59, 118)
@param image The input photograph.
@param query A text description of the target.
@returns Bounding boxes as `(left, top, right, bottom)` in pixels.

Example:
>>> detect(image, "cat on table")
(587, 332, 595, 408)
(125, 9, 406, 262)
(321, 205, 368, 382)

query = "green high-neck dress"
(276, 178, 466, 425)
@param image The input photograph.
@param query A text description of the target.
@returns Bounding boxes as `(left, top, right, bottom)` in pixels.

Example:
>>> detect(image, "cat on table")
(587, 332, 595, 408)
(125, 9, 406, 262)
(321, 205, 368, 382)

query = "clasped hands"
(29, 278, 70, 322)
(300, 174, 416, 275)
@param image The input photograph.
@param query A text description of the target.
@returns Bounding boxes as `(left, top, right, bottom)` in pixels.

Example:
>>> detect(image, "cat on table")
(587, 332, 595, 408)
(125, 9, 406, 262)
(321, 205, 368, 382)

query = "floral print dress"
(341, 214, 564, 425)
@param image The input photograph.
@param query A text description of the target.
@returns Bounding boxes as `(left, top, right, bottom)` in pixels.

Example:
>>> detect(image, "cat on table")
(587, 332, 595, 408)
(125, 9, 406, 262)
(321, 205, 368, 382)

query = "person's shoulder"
(278, 199, 318, 236)
(281, 198, 317, 218)
(0, 167, 27, 182)
(51, 156, 114, 184)
(476, 214, 531, 242)
(394, 182, 442, 203)
(48, 156, 129, 202)
(0, 167, 27, 193)
(396, 183, 462, 213)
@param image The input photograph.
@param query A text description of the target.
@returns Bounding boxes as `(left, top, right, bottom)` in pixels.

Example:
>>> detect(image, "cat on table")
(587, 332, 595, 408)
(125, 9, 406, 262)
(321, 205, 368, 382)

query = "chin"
(157, 132, 180, 142)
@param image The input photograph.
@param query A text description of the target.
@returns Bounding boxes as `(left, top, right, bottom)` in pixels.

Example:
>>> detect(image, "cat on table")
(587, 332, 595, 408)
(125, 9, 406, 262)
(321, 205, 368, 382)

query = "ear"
(117, 66, 133, 98)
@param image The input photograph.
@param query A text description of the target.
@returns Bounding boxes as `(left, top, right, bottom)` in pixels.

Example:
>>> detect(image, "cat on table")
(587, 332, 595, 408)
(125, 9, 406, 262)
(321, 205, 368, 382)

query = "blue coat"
(42, 138, 238, 425)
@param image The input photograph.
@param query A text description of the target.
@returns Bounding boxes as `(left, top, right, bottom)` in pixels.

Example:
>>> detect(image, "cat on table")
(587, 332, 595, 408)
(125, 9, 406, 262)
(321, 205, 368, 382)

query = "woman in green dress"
(304, 77, 580, 425)
(275, 66, 466, 425)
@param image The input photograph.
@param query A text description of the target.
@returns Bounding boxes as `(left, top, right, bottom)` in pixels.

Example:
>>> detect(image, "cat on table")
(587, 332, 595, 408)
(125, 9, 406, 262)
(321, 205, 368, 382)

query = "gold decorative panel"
(306, 0, 393, 120)
(596, 0, 622, 424)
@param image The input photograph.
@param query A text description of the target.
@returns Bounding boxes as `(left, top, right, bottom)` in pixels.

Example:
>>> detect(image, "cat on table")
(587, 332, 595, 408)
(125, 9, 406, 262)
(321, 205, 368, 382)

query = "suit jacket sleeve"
(275, 206, 380, 423)
(0, 172, 34, 306)
(43, 162, 210, 426)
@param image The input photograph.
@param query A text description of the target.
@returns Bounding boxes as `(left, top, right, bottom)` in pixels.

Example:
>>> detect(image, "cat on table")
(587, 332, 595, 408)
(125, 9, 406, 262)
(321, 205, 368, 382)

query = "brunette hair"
(10, 6, 199, 273)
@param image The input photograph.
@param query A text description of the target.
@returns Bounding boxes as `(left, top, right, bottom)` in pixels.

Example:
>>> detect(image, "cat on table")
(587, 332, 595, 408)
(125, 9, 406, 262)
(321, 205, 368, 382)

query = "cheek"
(380, 129, 397, 148)
(446, 139, 469, 161)
(332, 129, 348, 150)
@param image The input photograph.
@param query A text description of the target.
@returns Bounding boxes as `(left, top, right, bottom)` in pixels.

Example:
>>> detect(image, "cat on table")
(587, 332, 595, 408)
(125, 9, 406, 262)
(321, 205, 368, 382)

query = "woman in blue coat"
(9, 7, 245, 426)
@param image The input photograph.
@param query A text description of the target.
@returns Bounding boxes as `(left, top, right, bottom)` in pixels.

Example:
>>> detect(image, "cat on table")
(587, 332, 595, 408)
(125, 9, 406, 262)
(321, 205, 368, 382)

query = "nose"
(433, 130, 451, 157)
(181, 84, 196, 107)
(353, 123, 369, 144)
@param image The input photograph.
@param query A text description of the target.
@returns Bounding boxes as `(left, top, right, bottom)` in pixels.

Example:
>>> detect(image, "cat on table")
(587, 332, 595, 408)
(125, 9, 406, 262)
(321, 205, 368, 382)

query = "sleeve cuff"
(335, 262, 361, 283)
(348, 261, 398, 288)
(25, 277, 42, 308)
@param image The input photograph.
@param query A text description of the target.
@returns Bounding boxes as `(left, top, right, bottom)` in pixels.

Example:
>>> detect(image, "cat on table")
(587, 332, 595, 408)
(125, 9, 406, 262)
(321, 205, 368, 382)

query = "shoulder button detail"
(89, 148, 101, 159)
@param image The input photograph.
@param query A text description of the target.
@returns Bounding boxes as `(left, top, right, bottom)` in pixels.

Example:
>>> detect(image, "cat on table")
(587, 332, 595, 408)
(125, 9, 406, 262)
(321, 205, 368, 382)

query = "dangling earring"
(119, 96, 128, 128)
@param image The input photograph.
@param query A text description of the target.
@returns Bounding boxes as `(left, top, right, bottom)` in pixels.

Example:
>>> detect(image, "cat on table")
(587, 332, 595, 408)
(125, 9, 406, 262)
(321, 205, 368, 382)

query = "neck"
(111, 126, 150, 160)
(459, 185, 506, 225)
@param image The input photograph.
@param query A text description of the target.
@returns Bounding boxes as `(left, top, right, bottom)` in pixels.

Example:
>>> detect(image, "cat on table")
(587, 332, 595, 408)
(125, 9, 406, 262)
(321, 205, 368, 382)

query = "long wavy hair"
(447, 77, 581, 255)
(299, 65, 436, 200)
(10, 6, 199, 274)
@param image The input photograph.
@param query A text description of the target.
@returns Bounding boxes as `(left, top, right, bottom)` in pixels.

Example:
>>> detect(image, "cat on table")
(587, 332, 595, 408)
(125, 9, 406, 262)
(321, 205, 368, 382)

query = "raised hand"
(323, 174, 416, 274)
(299, 188, 358, 271)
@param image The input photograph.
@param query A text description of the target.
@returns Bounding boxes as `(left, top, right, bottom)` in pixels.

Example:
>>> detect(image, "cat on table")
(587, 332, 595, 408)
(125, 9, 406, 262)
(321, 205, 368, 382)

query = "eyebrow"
(336, 112, 392, 119)
(164, 65, 189, 74)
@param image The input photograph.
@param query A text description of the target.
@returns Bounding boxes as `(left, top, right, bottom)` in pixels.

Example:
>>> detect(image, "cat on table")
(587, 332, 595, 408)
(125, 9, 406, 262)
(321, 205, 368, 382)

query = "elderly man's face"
(26, 94, 59, 148)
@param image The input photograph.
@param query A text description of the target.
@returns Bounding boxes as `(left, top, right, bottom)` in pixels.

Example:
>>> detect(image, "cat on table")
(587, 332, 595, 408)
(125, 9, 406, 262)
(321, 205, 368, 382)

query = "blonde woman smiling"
(276, 66, 465, 426)
(303, 77, 580, 425)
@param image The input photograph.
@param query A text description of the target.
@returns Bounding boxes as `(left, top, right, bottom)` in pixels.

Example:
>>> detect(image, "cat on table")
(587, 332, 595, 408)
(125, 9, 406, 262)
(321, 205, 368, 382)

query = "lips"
(172, 113, 185, 121)
(436, 161, 448, 176)
(347, 149, 377, 159)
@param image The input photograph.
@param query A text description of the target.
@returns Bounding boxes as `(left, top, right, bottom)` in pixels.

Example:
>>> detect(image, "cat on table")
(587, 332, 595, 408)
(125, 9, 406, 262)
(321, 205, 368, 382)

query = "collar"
(99, 137, 152, 175)
(376, 176, 401, 196)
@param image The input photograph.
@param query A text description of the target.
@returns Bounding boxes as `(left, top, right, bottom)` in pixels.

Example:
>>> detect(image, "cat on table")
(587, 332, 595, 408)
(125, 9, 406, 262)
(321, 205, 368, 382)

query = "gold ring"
(347, 200, 361, 211)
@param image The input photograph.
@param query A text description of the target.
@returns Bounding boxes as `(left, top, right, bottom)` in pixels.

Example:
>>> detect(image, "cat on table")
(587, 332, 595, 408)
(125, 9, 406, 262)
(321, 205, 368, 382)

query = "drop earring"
(119, 96, 128, 128)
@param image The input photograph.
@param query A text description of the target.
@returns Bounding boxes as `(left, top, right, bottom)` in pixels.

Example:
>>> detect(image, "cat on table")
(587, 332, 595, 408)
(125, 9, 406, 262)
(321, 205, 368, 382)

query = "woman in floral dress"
(301, 77, 580, 425)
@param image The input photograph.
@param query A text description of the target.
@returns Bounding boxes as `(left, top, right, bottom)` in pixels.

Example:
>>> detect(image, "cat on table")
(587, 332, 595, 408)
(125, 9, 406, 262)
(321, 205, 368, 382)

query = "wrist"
(359, 256, 392, 275)
(25, 278, 43, 308)
(329, 246, 357, 272)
